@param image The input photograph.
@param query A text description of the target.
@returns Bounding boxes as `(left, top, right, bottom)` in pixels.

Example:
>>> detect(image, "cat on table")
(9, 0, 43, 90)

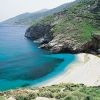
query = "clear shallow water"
(0, 26, 75, 91)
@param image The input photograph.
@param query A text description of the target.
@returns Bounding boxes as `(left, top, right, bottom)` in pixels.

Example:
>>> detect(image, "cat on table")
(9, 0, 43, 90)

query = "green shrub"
(15, 95, 30, 100)
(44, 87, 60, 93)
(63, 95, 79, 100)
(54, 92, 68, 99)
(71, 91, 86, 100)
(83, 95, 93, 100)
(3, 84, 100, 100)
(28, 93, 37, 99)
(16, 95, 25, 100)
(38, 91, 54, 98)
(0, 96, 6, 100)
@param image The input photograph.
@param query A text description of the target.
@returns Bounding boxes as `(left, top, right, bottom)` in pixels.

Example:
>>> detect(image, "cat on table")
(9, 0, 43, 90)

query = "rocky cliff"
(25, 24, 53, 43)
(25, 0, 100, 54)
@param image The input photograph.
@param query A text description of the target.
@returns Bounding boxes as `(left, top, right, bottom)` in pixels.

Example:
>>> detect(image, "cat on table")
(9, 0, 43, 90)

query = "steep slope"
(25, 0, 100, 54)
(1, 1, 75, 25)
(0, 84, 100, 100)
(0, 10, 48, 25)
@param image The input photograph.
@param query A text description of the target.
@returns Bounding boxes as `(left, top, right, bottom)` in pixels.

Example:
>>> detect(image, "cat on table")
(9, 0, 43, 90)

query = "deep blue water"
(0, 26, 75, 91)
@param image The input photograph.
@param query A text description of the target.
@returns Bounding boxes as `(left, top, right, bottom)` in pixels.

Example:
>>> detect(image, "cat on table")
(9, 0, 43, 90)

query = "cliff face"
(25, 0, 100, 54)
(25, 24, 53, 43)
(82, 33, 100, 54)
(39, 33, 100, 54)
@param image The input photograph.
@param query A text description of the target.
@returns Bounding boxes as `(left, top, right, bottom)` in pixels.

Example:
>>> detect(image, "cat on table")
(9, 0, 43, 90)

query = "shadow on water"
(0, 52, 65, 91)
(29, 54, 76, 87)
(0, 53, 63, 80)
(0, 53, 75, 91)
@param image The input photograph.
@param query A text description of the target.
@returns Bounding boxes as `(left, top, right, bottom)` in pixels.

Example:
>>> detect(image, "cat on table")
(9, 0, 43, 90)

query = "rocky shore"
(25, 0, 100, 54)
(25, 24, 100, 54)
(39, 53, 100, 87)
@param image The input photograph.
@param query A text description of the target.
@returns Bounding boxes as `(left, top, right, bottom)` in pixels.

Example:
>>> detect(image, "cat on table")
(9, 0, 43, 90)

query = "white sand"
(40, 53, 100, 86)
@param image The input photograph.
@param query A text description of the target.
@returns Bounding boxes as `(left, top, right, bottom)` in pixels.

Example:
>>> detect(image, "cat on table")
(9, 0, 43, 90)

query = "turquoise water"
(0, 26, 75, 91)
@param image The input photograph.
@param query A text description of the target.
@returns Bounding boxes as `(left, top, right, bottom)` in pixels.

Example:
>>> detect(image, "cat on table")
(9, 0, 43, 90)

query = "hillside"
(0, 10, 48, 25)
(25, 0, 100, 54)
(0, 83, 100, 100)
(0, 1, 75, 25)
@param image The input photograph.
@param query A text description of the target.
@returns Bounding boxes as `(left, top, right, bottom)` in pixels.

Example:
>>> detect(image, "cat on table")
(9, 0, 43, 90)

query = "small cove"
(0, 26, 75, 91)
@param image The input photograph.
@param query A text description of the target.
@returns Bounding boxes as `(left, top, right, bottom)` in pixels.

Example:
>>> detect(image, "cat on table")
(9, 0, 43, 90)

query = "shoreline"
(38, 53, 100, 87)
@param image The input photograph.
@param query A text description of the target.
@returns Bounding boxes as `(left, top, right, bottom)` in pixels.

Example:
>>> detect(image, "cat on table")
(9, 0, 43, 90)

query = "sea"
(0, 25, 75, 91)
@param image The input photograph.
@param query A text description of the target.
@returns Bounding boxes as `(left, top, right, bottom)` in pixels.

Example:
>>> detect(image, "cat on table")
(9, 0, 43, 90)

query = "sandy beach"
(40, 53, 100, 86)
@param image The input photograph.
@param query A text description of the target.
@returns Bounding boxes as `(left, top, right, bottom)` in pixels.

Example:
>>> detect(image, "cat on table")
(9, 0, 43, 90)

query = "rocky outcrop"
(25, 0, 100, 55)
(81, 33, 100, 54)
(41, 33, 100, 54)
(40, 34, 84, 53)
(25, 24, 53, 43)
(91, 33, 100, 53)
(25, 26, 100, 54)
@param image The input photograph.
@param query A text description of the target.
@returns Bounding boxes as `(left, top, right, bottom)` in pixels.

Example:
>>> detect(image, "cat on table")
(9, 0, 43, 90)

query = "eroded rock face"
(77, 33, 100, 54)
(25, 0, 100, 54)
(40, 34, 85, 53)
(25, 22, 100, 54)
(91, 33, 100, 54)
(25, 24, 53, 43)
(33, 31, 100, 55)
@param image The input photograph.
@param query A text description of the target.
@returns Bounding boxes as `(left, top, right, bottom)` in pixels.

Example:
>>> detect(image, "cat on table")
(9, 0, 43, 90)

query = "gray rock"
(25, 24, 53, 43)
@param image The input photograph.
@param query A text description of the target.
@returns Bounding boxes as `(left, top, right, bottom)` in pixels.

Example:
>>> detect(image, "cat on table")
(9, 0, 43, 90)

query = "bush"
(16, 95, 26, 100)
(28, 93, 37, 99)
(54, 92, 68, 99)
(38, 91, 54, 98)
(0, 96, 6, 100)
(45, 87, 60, 93)
(15, 95, 30, 100)
(63, 95, 79, 100)
(71, 91, 86, 100)
(83, 95, 93, 100)
(16, 93, 37, 100)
